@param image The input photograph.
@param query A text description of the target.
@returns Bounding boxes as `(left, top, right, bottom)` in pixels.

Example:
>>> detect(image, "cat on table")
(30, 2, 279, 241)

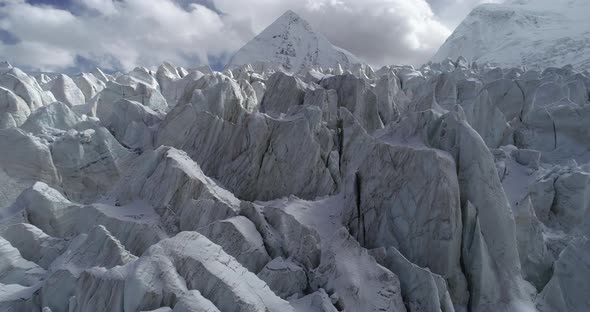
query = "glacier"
(1, 9, 590, 312)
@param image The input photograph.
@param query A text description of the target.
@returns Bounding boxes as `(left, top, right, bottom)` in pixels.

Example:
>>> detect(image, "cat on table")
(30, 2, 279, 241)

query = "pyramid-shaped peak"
(261, 9, 316, 39)
(226, 10, 361, 71)
(275, 10, 308, 24)
(281, 10, 300, 19)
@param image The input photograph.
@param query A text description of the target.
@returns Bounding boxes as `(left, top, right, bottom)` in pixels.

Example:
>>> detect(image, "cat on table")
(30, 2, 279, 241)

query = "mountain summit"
(226, 10, 361, 71)
(432, 0, 590, 71)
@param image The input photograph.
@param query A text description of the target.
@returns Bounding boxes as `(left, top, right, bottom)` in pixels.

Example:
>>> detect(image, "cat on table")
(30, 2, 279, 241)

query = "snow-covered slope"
(432, 0, 590, 71)
(226, 10, 361, 71)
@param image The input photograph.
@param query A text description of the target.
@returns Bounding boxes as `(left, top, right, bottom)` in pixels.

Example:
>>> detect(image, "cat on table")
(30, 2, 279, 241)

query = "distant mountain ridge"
(226, 10, 361, 71)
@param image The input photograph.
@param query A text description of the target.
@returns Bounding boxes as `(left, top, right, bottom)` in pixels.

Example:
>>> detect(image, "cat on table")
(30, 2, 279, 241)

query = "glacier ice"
(1, 9, 590, 312)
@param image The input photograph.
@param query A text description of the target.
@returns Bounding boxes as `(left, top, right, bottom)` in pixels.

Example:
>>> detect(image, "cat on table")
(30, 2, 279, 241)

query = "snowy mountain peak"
(432, 0, 590, 71)
(226, 10, 361, 71)
(281, 9, 301, 21)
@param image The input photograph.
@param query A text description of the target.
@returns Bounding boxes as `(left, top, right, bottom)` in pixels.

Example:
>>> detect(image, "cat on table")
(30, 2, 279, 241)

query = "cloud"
(75, 0, 117, 15)
(0, 41, 74, 70)
(0, 0, 500, 72)
(0, 0, 245, 72)
(0, 28, 20, 45)
(303, 0, 452, 66)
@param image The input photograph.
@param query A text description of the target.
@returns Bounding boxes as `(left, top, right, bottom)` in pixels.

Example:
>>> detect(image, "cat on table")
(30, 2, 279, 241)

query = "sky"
(0, 0, 501, 73)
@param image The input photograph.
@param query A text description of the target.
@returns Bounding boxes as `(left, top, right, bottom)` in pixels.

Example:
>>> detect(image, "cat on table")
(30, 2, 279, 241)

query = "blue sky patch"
(0, 29, 20, 45)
